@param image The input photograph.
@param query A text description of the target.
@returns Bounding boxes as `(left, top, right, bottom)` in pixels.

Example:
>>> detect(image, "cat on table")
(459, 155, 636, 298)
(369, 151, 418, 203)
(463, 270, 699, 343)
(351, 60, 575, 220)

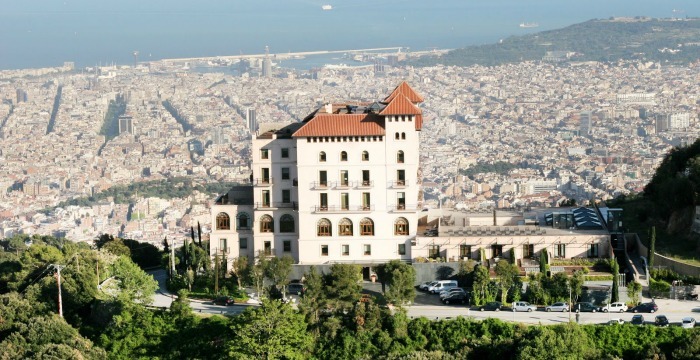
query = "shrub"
(649, 279, 671, 298)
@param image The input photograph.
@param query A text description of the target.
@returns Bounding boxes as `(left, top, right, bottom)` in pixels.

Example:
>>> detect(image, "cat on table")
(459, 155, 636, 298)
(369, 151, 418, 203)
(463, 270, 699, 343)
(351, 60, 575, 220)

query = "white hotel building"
(210, 82, 425, 268)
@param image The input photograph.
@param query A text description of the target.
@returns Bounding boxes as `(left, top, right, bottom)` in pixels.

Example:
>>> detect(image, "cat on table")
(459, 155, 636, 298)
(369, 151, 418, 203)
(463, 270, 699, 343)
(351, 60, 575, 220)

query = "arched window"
(397, 150, 404, 163)
(236, 212, 250, 230)
(216, 212, 230, 230)
(319, 151, 326, 162)
(280, 214, 295, 233)
(362, 151, 369, 161)
(395, 132, 400, 140)
(360, 218, 374, 236)
(401, 132, 406, 140)
(340, 151, 348, 161)
(339, 218, 353, 236)
(260, 215, 274, 233)
(317, 218, 332, 236)
(394, 217, 409, 235)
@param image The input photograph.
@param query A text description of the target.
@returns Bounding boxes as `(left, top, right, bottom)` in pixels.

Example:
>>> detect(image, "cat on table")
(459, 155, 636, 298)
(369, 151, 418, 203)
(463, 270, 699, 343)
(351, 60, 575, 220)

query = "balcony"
(389, 204, 419, 212)
(332, 180, 353, 189)
(310, 181, 329, 189)
(253, 178, 273, 186)
(389, 180, 407, 188)
(255, 202, 297, 210)
(310, 205, 373, 213)
(356, 180, 374, 189)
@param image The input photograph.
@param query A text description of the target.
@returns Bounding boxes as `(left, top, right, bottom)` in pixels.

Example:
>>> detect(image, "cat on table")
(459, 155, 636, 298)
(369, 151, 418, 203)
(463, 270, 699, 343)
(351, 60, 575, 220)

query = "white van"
(428, 280, 458, 294)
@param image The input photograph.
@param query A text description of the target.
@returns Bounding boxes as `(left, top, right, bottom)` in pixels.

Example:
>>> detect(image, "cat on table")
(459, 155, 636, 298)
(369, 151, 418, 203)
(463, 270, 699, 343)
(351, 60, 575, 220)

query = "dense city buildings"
(0, 57, 698, 250)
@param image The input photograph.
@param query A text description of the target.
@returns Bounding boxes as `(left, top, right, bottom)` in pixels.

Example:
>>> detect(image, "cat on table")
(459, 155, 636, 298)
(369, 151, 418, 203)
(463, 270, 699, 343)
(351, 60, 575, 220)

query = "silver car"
(545, 302, 569, 312)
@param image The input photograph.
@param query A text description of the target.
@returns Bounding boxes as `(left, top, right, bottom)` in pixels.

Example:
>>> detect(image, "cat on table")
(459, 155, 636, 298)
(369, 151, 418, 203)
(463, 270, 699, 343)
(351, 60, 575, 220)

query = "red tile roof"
(380, 93, 425, 131)
(293, 114, 385, 137)
(383, 81, 424, 103)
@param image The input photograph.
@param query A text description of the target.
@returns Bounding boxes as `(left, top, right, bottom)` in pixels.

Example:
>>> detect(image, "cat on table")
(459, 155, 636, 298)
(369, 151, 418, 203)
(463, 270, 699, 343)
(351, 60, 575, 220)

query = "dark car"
(574, 302, 598, 313)
(213, 296, 234, 306)
(479, 301, 505, 312)
(442, 292, 468, 305)
(631, 314, 645, 326)
(655, 315, 670, 327)
(288, 283, 306, 295)
(632, 302, 658, 313)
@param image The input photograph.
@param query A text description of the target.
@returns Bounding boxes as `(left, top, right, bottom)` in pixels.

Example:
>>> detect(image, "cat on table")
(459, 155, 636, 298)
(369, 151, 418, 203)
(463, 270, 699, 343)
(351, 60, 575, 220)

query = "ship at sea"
(519, 22, 539, 28)
(322, 5, 332, 11)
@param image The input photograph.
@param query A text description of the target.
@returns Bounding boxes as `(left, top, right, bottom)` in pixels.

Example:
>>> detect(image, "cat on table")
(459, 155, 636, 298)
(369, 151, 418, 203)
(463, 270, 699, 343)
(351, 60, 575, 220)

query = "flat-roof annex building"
(210, 82, 425, 268)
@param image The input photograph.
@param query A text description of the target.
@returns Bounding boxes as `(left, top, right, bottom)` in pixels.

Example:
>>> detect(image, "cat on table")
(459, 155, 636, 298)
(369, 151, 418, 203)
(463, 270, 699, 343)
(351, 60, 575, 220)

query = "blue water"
(1, 0, 698, 70)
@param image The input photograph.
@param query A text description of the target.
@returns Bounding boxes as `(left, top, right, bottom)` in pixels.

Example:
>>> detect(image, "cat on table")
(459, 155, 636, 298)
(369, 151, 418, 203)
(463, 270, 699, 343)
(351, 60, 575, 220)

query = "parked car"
(631, 302, 658, 313)
(545, 302, 570, 312)
(479, 301, 505, 312)
(654, 315, 670, 327)
(608, 318, 625, 325)
(631, 314, 645, 326)
(601, 302, 628, 313)
(442, 292, 469, 305)
(288, 283, 306, 295)
(428, 280, 458, 294)
(418, 281, 437, 291)
(439, 287, 466, 300)
(575, 302, 598, 313)
(681, 317, 696, 329)
(213, 296, 234, 306)
(513, 301, 538, 312)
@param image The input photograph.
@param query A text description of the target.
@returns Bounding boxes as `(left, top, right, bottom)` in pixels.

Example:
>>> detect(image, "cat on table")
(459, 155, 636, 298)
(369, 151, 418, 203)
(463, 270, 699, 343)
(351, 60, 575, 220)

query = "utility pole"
(50, 264, 65, 317)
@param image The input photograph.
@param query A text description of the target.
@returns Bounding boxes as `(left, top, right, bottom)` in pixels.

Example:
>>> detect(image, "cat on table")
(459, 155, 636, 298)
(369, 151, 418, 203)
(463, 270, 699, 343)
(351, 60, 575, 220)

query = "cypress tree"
(649, 226, 656, 269)
(197, 221, 203, 248)
(611, 257, 620, 303)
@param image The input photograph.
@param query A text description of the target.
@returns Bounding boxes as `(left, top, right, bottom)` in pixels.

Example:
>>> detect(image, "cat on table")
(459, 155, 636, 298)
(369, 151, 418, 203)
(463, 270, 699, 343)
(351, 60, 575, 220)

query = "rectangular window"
(281, 148, 289, 158)
(262, 190, 270, 207)
(362, 192, 370, 210)
(264, 241, 272, 256)
(459, 245, 471, 259)
(282, 189, 291, 204)
(260, 149, 269, 159)
(428, 245, 440, 259)
(340, 170, 349, 186)
(320, 193, 328, 210)
(397, 192, 405, 210)
(342, 244, 350, 256)
(523, 244, 534, 258)
(555, 244, 566, 258)
(283, 240, 291, 252)
(319, 171, 327, 187)
(219, 238, 228, 254)
(397, 169, 406, 185)
(340, 193, 349, 210)
(321, 245, 329, 256)
(240, 238, 248, 249)
(282, 167, 290, 180)
(398, 243, 406, 255)
(364, 244, 371, 256)
(492, 245, 503, 258)
(587, 244, 598, 258)
(362, 170, 370, 186)
(261, 168, 270, 183)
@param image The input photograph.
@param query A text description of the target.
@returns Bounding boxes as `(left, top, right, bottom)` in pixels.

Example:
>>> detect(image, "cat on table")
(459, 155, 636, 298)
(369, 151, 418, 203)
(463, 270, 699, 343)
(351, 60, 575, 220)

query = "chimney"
(324, 103, 333, 114)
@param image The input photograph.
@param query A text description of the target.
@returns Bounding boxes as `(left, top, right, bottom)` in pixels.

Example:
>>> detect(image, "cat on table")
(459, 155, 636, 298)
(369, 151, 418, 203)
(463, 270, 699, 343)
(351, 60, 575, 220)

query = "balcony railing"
(310, 181, 329, 189)
(332, 180, 352, 189)
(389, 180, 407, 188)
(255, 202, 298, 210)
(310, 205, 373, 213)
(356, 180, 374, 189)
(389, 204, 419, 212)
(253, 178, 273, 186)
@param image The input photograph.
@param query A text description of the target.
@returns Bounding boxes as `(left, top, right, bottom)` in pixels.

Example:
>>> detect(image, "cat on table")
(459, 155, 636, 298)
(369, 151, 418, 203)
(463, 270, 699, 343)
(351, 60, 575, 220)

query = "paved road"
(147, 270, 700, 324)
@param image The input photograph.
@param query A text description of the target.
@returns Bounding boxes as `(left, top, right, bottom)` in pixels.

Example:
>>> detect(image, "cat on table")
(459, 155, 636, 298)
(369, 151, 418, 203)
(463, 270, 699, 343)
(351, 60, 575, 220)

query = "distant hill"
(412, 17, 700, 67)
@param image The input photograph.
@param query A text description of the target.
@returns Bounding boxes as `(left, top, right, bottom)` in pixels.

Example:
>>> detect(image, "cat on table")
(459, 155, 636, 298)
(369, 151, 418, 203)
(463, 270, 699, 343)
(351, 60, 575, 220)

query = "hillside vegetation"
(413, 18, 700, 67)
